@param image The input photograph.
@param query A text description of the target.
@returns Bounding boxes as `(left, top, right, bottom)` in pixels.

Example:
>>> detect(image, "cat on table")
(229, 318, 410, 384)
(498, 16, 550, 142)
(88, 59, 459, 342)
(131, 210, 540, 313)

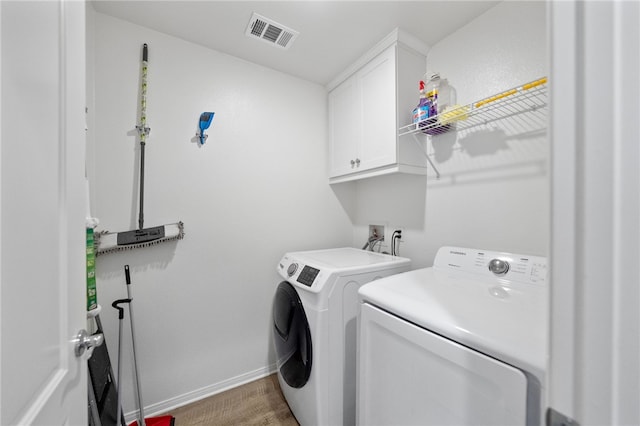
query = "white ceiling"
(90, 1, 501, 86)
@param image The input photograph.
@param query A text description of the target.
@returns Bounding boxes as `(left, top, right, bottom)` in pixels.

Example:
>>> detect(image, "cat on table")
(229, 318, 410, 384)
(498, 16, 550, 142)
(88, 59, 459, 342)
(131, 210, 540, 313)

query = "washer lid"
(358, 247, 548, 379)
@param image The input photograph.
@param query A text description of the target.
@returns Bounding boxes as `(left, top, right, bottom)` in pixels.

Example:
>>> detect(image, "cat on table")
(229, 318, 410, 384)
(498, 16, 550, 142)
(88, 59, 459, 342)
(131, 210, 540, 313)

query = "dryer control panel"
(434, 246, 548, 285)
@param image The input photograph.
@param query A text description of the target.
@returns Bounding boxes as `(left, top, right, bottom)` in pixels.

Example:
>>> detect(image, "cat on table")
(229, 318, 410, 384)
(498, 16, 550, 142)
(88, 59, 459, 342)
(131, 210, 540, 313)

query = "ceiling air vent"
(245, 13, 299, 50)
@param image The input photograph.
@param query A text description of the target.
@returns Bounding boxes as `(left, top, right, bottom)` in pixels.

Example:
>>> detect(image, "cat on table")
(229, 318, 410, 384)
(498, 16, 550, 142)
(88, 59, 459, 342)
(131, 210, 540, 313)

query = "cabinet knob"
(355, 158, 361, 166)
(350, 159, 355, 167)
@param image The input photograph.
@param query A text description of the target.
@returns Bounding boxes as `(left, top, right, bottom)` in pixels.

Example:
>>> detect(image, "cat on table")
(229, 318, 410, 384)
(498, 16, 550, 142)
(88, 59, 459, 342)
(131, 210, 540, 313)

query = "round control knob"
(488, 258, 510, 276)
(287, 263, 298, 277)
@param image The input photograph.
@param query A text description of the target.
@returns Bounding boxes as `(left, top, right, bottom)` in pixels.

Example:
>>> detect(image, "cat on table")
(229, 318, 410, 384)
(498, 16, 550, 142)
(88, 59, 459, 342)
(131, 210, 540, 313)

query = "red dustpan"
(129, 416, 175, 426)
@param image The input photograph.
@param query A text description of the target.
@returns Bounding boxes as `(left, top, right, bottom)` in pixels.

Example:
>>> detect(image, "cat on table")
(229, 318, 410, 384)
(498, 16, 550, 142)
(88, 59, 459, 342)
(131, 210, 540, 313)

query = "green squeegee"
(96, 43, 184, 256)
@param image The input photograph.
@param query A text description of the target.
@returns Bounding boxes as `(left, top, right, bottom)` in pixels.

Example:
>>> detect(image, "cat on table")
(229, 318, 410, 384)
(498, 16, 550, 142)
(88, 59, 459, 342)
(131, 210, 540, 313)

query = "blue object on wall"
(198, 112, 215, 144)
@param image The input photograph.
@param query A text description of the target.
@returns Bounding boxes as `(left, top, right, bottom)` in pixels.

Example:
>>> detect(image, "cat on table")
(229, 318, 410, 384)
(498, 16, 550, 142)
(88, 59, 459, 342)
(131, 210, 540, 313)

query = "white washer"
(357, 246, 548, 426)
(272, 248, 411, 426)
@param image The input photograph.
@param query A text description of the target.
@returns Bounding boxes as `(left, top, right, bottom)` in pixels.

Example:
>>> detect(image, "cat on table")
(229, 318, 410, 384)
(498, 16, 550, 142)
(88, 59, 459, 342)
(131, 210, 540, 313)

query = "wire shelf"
(399, 77, 548, 137)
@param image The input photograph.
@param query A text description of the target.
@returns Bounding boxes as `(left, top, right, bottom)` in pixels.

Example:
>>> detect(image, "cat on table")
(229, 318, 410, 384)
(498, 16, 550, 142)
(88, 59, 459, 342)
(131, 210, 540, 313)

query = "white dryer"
(272, 248, 411, 426)
(357, 246, 548, 426)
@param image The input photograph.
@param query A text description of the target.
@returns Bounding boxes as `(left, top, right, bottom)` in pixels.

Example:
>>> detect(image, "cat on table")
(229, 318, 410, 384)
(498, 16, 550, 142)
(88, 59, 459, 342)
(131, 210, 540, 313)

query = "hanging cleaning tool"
(197, 111, 215, 145)
(95, 43, 184, 256)
(111, 298, 131, 426)
(116, 265, 176, 426)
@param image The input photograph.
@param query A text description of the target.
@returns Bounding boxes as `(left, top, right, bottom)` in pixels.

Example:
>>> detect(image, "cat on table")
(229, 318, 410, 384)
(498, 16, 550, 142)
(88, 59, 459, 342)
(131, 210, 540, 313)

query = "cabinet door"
(358, 45, 397, 170)
(328, 74, 360, 177)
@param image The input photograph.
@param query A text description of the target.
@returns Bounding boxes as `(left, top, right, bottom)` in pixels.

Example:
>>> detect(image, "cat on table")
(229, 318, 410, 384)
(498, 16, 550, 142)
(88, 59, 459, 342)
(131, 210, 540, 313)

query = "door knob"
(74, 329, 104, 358)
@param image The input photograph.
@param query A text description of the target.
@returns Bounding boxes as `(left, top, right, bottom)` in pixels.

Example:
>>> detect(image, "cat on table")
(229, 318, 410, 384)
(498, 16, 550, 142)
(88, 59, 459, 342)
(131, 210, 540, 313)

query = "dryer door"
(358, 302, 529, 425)
(272, 281, 313, 388)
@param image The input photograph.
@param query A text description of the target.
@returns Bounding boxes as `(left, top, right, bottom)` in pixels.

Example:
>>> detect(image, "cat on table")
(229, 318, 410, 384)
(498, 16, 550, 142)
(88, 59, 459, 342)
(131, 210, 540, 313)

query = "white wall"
(350, 1, 548, 268)
(88, 11, 352, 415)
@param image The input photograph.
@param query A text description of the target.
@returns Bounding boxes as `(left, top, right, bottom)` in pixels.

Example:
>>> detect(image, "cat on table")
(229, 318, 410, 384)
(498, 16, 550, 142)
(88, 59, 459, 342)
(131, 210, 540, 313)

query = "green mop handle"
(137, 44, 150, 230)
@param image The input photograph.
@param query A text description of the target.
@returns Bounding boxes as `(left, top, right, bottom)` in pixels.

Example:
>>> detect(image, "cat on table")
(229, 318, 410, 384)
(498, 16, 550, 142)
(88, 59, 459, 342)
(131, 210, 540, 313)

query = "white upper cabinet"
(329, 73, 360, 177)
(327, 29, 429, 183)
(359, 46, 397, 172)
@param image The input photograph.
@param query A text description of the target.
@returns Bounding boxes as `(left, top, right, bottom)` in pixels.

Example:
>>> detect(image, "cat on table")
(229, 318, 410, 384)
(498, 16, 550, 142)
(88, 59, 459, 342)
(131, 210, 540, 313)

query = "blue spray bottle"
(412, 80, 429, 131)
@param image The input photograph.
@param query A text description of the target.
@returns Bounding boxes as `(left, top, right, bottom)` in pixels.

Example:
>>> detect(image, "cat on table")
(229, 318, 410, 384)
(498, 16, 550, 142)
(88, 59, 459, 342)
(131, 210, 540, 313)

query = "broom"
(96, 43, 184, 256)
(121, 265, 175, 426)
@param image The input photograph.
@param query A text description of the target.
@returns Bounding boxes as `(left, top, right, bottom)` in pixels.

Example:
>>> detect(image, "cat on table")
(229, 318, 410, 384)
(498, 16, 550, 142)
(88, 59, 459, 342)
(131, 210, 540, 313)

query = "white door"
(1, 0, 88, 424)
(548, 1, 640, 425)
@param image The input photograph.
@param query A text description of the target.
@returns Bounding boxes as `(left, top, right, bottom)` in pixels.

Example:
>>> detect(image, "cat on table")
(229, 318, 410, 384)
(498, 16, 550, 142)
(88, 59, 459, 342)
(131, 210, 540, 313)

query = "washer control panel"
(296, 265, 320, 287)
(434, 246, 547, 285)
(278, 256, 321, 288)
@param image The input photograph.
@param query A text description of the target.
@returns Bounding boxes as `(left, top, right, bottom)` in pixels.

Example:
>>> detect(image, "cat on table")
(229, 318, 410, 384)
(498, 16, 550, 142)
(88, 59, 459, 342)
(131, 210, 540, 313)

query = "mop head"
(95, 222, 184, 256)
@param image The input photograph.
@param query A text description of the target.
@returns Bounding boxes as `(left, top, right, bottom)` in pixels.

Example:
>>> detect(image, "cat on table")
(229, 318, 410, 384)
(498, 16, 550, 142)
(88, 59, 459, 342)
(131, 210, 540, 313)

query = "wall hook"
(196, 112, 215, 145)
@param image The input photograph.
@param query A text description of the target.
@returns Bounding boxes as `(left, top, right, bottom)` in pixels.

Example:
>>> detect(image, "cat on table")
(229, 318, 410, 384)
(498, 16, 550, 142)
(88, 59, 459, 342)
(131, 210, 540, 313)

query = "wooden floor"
(165, 374, 299, 426)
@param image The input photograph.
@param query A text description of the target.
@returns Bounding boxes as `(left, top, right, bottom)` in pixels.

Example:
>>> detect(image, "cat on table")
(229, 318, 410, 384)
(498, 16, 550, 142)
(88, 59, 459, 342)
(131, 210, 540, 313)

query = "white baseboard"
(125, 364, 278, 422)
